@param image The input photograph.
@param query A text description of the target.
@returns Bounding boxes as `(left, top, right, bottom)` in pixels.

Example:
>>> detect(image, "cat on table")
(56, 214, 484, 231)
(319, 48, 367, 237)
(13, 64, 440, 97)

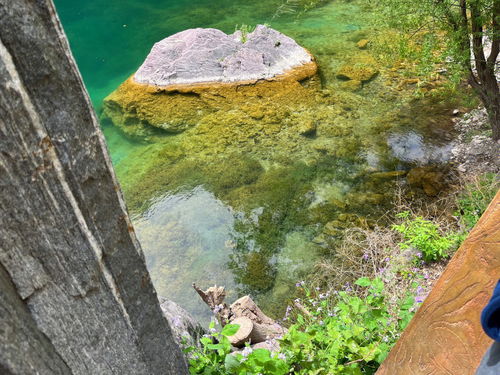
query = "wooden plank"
(376, 190, 500, 375)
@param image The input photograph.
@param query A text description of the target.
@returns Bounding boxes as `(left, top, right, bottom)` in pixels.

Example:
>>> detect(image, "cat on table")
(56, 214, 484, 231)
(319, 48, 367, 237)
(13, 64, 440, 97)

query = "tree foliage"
(376, 0, 500, 139)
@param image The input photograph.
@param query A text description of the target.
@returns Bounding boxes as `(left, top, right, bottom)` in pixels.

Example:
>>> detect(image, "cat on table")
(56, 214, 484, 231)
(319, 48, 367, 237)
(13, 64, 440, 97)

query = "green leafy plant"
(234, 24, 256, 43)
(184, 322, 238, 374)
(280, 278, 417, 374)
(392, 211, 457, 262)
(185, 321, 287, 374)
(455, 173, 499, 230)
(187, 278, 419, 374)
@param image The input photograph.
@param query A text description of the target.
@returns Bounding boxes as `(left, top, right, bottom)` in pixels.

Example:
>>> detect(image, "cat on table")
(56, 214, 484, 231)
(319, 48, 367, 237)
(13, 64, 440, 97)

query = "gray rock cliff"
(0, 0, 188, 374)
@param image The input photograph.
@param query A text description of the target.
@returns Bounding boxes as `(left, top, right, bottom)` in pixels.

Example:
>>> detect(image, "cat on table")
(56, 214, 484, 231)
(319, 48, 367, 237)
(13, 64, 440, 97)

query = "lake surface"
(54, 0, 461, 322)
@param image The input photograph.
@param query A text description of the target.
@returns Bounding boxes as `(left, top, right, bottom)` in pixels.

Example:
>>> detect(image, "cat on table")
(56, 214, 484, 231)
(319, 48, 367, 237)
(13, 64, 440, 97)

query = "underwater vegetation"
(56, 0, 478, 321)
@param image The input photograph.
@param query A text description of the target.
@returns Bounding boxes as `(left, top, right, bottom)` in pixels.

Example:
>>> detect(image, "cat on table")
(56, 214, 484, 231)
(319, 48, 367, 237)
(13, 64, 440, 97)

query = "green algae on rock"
(103, 25, 318, 139)
(69, 0, 477, 323)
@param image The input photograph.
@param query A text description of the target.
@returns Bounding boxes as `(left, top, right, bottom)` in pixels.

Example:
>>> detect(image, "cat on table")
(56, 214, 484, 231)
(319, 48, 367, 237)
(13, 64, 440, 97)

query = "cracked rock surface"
(134, 25, 314, 86)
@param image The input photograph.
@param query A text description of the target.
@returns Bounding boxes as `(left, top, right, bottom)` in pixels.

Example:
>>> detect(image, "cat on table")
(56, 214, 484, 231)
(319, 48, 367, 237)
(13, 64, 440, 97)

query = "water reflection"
(387, 130, 455, 164)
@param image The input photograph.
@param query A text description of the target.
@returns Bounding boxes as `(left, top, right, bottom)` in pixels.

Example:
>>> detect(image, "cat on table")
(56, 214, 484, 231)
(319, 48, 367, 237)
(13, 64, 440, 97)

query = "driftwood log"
(193, 284, 286, 348)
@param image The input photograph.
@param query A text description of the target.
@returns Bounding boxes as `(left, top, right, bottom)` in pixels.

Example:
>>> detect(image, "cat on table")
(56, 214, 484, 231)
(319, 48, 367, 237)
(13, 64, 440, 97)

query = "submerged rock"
(407, 166, 446, 196)
(103, 25, 318, 137)
(336, 64, 378, 82)
(356, 39, 369, 49)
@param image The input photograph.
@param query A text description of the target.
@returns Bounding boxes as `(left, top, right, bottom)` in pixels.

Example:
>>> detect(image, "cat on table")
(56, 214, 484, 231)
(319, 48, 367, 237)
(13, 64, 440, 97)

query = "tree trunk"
(469, 71, 500, 141)
(0, 0, 188, 374)
(467, 2, 500, 141)
(485, 94, 500, 141)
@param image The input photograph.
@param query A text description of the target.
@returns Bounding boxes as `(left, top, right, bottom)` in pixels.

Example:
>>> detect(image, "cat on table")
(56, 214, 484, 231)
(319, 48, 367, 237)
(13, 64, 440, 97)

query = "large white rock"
(134, 25, 313, 86)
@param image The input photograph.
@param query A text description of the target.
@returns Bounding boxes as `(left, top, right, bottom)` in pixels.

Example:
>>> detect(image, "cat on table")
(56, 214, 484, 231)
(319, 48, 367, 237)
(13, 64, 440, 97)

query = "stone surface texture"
(134, 25, 314, 87)
(0, 0, 187, 374)
(450, 107, 500, 174)
(159, 297, 205, 348)
(376, 190, 500, 375)
(103, 25, 318, 136)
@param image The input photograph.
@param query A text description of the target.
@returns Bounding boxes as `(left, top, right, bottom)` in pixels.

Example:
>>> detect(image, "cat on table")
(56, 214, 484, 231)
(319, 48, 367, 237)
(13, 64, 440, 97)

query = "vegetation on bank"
(185, 174, 498, 374)
(363, 0, 500, 140)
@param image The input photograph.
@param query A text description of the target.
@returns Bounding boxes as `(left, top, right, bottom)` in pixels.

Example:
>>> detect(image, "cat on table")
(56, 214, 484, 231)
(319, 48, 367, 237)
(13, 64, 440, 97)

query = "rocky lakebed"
(100, 21, 473, 321)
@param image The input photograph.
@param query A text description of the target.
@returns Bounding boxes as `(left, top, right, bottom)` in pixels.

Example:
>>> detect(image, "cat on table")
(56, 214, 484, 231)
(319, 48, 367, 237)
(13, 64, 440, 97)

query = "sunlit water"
(55, 0, 460, 322)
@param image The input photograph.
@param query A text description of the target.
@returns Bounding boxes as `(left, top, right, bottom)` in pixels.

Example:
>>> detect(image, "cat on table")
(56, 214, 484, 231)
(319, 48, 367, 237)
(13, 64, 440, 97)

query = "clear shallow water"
(132, 187, 237, 321)
(55, 0, 462, 322)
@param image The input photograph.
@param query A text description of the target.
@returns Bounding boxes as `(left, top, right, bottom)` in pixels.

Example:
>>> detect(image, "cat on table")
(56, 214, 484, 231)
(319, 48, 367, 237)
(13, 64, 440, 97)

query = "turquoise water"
(54, 0, 459, 322)
(56, 0, 293, 107)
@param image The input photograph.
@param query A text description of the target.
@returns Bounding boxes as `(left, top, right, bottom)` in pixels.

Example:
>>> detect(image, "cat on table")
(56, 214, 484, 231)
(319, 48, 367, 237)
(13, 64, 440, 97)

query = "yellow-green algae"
(96, 0, 476, 321)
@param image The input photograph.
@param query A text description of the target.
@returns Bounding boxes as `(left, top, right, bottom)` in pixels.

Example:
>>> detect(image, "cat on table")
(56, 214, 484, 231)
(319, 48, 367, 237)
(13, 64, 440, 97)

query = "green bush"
(185, 277, 418, 375)
(279, 278, 416, 374)
(455, 173, 498, 230)
(392, 211, 457, 262)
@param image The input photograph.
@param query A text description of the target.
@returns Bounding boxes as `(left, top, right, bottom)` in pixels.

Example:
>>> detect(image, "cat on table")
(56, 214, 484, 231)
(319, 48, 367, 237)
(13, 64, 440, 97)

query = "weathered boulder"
(134, 25, 314, 86)
(159, 297, 205, 348)
(103, 25, 318, 138)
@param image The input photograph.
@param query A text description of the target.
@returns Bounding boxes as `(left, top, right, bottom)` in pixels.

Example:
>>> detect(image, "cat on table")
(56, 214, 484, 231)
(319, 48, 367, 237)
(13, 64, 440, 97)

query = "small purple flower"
(379, 267, 386, 274)
(424, 273, 429, 280)
(415, 296, 424, 303)
(213, 304, 224, 314)
(315, 287, 321, 291)
(416, 252, 422, 258)
(278, 353, 286, 360)
(362, 253, 370, 260)
(384, 257, 390, 262)
(241, 347, 253, 357)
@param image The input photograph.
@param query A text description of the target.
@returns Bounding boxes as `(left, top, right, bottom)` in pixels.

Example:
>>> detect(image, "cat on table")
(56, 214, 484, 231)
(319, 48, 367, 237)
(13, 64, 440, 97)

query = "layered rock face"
(103, 25, 318, 137)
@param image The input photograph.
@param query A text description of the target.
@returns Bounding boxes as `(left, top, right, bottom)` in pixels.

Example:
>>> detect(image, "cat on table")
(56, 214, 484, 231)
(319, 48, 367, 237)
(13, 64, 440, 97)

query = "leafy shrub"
(186, 277, 418, 374)
(185, 321, 288, 375)
(280, 278, 417, 374)
(392, 211, 457, 262)
(455, 173, 498, 230)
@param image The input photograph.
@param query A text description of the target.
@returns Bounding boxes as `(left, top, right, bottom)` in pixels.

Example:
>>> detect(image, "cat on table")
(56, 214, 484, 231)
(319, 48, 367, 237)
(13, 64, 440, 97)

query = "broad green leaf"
(221, 324, 240, 337)
(355, 277, 371, 287)
(224, 354, 241, 372)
